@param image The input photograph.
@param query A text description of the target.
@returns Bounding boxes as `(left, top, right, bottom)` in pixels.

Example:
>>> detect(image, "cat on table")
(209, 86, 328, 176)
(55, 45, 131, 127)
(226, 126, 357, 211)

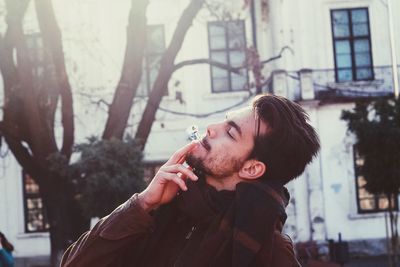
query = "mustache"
(200, 137, 211, 151)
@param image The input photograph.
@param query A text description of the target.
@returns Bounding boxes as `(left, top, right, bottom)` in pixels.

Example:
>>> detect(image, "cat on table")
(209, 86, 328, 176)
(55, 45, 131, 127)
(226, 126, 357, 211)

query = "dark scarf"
(141, 178, 289, 267)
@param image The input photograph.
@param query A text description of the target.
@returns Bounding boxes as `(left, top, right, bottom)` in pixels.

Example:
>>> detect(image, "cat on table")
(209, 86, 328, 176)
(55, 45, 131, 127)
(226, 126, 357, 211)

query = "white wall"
(0, 0, 399, 257)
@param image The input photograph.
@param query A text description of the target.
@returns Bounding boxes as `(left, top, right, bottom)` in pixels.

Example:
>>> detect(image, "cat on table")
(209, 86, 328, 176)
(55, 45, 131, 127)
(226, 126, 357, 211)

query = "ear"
(238, 159, 266, 180)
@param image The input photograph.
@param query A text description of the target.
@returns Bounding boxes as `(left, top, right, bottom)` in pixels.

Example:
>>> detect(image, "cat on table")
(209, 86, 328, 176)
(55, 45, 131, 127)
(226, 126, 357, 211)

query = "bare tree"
(0, 0, 206, 263)
(0, 0, 285, 264)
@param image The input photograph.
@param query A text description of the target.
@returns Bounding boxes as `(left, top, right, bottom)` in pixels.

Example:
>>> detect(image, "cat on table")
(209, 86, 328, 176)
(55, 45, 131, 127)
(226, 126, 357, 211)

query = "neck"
(205, 174, 241, 191)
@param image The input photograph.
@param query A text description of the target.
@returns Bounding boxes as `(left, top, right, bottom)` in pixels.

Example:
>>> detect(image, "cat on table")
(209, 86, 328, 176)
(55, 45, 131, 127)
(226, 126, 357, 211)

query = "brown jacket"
(61, 194, 301, 267)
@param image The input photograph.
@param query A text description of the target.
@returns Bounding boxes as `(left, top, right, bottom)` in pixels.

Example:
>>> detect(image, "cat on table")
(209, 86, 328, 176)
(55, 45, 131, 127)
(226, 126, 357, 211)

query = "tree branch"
(173, 45, 293, 73)
(102, 0, 149, 140)
(35, 0, 74, 159)
(135, 0, 205, 148)
(260, 46, 293, 65)
(173, 58, 240, 73)
(0, 121, 44, 182)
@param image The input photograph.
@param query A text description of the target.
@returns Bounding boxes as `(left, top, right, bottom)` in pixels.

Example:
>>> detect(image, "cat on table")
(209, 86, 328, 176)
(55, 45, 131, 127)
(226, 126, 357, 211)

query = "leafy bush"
(72, 137, 146, 218)
(341, 97, 400, 195)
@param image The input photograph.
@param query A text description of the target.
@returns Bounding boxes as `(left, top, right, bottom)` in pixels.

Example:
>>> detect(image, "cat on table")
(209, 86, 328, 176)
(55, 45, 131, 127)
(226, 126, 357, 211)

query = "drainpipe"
(250, 0, 263, 94)
(250, 0, 258, 50)
(387, 0, 399, 98)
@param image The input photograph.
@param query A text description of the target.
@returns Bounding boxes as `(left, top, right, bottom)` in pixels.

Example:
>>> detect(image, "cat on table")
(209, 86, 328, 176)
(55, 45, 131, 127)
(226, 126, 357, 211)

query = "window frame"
(207, 20, 249, 93)
(22, 171, 50, 233)
(353, 147, 398, 214)
(330, 8, 375, 83)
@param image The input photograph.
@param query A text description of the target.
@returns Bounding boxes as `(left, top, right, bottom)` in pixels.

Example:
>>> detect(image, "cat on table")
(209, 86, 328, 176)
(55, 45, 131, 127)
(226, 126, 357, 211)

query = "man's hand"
(138, 142, 199, 212)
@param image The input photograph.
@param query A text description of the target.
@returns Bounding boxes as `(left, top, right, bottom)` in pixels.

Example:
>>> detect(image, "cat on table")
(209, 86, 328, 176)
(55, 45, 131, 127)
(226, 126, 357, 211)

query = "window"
(137, 25, 166, 96)
(331, 8, 374, 82)
(22, 172, 50, 233)
(26, 33, 45, 79)
(26, 33, 56, 84)
(208, 20, 248, 93)
(354, 147, 398, 213)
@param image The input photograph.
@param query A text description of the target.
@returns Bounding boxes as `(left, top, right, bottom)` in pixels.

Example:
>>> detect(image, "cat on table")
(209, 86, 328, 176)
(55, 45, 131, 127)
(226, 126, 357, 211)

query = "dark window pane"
(147, 26, 165, 53)
(355, 52, 371, 67)
(140, 25, 165, 96)
(209, 23, 225, 36)
(25, 174, 40, 194)
(357, 175, 367, 187)
(231, 73, 247, 91)
(332, 11, 350, 37)
(27, 209, 45, 232)
(23, 172, 49, 233)
(26, 198, 48, 232)
(26, 37, 35, 49)
(137, 62, 148, 96)
(212, 77, 229, 92)
(229, 50, 245, 67)
(147, 55, 161, 71)
(335, 40, 351, 54)
(378, 197, 390, 210)
(359, 187, 373, 198)
(211, 51, 228, 64)
(228, 22, 245, 49)
(360, 198, 376, 210)
(353, 23, 369, 36)
(354, 146, 398, 213)
(337, 69, 353, 81)
(356, 67, 373, 80)
(336, 54, 352, 68)
(209, 24, 226, 49)
(351, 9, 368, 23)
(333, 10, 349, 23)
(333, 25, 350, 38)
(354, 39, 370, 53)
(209, 20, 248, 92)
(211, 66, 229, 78)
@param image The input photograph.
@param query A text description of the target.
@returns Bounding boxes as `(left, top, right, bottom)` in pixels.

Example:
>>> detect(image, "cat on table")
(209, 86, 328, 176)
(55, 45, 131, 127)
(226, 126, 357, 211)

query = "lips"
(199, 138, 211, 151)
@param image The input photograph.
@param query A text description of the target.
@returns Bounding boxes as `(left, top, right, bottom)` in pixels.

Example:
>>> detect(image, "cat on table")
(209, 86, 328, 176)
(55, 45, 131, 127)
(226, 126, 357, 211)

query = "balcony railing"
(271, 65, 400, 102)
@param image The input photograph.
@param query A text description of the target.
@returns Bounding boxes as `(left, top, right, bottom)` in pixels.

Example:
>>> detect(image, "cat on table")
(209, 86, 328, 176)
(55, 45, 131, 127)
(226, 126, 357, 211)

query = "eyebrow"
(227, 120, 242, 137)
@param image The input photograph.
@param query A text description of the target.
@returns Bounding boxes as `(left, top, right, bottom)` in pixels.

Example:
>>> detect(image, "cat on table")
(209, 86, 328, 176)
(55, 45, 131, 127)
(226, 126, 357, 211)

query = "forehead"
(226, 107, 268, 139)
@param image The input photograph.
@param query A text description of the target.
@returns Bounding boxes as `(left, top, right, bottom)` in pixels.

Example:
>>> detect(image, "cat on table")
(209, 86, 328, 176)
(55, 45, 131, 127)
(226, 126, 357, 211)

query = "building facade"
(0, 0, 399, 262)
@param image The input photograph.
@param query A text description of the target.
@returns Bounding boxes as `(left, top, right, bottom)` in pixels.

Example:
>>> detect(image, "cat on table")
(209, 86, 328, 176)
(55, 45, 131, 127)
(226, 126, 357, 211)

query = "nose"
(206, 123, 219, 138)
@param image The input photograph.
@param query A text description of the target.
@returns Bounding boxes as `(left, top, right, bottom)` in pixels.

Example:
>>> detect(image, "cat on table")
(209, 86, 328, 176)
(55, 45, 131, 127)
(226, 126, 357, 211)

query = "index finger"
(166, 141, 199, 165)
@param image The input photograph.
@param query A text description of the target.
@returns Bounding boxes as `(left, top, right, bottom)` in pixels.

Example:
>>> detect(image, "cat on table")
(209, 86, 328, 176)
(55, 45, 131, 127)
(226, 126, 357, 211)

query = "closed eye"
(227, 128, 235, 140)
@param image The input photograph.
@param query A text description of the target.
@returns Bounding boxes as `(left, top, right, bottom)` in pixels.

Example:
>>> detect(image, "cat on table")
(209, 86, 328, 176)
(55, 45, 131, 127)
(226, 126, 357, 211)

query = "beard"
(186, 153, 212, 179)
(186, 152, 245, 180)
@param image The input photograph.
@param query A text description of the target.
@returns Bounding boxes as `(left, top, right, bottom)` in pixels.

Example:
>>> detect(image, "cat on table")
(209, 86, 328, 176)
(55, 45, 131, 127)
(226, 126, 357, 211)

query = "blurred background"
(0, 0, 399, 266)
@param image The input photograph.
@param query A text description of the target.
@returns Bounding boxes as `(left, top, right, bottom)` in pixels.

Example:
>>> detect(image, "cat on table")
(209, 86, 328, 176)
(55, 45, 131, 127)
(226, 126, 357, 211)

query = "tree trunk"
(40, 175, 88, 267)
(35, 0, 75, 159)
(135, 0, 204, 148)
(0, 1, 79, 265)
(102, 0, 149, 140)
(42, 180, 72, 266)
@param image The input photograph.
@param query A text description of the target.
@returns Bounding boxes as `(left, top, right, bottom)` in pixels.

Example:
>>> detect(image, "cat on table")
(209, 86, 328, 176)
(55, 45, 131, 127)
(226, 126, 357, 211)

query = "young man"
(61, 94, 320, 267)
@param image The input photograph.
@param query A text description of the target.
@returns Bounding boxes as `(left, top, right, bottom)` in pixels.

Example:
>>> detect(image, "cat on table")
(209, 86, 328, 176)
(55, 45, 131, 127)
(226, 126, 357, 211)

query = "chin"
(186, 154, 200, 169)
(186, 154, 211, 177)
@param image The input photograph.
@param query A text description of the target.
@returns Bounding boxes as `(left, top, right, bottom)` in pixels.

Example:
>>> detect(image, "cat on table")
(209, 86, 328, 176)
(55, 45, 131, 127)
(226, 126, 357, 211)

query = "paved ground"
(14, 255, 396, 267)
(306, 256, 394, 267)
(345, 256, 392, 267)
(15, 256, 50, 267)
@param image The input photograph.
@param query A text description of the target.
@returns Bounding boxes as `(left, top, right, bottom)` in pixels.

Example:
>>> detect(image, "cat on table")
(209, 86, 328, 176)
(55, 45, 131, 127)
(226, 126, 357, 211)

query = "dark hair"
(0, 232, 14, 252)
(251, 94, 320, 184)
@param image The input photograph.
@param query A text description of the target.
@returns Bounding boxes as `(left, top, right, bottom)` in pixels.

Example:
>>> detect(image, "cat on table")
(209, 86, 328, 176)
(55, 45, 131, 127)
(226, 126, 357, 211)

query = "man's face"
(186, 107, 267, 179)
